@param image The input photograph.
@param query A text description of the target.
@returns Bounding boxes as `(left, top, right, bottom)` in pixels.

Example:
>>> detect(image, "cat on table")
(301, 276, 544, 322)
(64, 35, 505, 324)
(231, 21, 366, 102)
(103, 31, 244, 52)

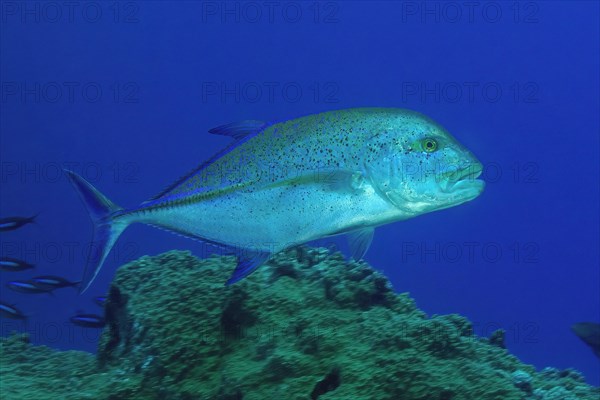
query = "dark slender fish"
(0, 302, 27, 320)
(70, 313, 105, 328)
(572, 322, 600, 358)
(93, 296, 107, 307)
(6, 280, 54, 295)
(0, 215, 37, 232)
(311, 368, 341, 399)
(0, 257, 35, 272)
(31, 275, 80, 291)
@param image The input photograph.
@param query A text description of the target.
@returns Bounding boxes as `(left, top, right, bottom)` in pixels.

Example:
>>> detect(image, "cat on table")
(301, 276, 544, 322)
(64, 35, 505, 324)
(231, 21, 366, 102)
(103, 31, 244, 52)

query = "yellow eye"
(422, 138, 438, 153)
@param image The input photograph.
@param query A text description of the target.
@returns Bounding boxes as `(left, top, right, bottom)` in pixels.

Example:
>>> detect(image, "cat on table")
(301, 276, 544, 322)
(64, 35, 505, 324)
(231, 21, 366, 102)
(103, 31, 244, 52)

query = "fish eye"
(421, 138, 438, 153)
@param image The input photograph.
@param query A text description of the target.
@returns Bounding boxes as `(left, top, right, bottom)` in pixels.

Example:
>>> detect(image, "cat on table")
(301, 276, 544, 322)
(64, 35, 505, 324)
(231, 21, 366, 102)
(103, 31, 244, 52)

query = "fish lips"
(440, 164, 485, 199)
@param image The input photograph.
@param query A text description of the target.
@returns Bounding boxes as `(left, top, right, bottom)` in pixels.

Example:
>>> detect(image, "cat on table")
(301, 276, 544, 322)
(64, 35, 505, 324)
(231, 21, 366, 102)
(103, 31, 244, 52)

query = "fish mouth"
(441, 163, 485, 198)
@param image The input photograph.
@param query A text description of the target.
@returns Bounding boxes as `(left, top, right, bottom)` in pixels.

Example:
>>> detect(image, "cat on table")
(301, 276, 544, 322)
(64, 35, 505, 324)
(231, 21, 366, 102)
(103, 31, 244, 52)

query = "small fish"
(93, 296, 107, 307)
(0, 215, 38, 232)
(572, 322, 600, 358)
(6, 280, 54, 295)
(0, 257, 35, 272)
(70, 313, 105, 328)
(31, 275, 80, 291)
(0, 301, 27, 320)
(66, 108, 485, 292)
(311, 367, 341, 399)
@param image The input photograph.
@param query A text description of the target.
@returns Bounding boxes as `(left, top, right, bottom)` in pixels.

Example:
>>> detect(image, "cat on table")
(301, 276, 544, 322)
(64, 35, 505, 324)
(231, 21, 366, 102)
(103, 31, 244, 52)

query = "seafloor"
(0, 247, 598, 400)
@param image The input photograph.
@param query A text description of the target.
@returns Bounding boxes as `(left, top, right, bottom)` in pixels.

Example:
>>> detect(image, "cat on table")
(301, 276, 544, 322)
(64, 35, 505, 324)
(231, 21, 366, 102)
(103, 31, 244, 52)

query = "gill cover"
(361, 133, 410, 209)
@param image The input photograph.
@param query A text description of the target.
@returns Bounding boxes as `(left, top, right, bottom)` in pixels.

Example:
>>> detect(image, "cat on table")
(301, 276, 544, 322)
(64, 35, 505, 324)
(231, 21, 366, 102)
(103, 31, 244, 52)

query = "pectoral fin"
(264, 170, 366, 193)
(347, 228, 375, 261)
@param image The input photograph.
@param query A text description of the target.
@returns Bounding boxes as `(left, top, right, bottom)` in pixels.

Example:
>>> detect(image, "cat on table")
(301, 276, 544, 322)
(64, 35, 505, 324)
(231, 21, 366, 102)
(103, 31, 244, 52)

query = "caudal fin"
(64, 170, 129, 294)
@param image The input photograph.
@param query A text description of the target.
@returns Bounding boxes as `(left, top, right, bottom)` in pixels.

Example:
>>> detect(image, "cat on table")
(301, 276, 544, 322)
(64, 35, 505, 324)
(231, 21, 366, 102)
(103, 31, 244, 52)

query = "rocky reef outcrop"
(1, 247, 598, 399)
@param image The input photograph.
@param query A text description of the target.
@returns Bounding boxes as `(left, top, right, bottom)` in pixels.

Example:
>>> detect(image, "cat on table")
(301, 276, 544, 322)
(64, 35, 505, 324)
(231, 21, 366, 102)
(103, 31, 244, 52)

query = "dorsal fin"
(208, 120, 265, 140)
(147, 120, 267, 201)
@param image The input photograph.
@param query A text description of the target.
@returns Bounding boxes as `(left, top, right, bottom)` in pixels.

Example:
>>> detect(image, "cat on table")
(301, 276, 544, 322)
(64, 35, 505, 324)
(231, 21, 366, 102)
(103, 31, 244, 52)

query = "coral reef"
(1, 247, 599, 399)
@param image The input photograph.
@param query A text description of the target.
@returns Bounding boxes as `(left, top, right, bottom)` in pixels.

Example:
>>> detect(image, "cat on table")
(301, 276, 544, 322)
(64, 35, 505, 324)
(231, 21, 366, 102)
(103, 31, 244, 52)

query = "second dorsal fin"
(208, 120, 266, 140)
(146, 120, 267, 201)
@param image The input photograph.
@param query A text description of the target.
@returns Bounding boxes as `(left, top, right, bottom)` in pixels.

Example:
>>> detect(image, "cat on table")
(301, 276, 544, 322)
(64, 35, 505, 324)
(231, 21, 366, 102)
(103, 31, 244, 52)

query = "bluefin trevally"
(66, 108, 485, 293)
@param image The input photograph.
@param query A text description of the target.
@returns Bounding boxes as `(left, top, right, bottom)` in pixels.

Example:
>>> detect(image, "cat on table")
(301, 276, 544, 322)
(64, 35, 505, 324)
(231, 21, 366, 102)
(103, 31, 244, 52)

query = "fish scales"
(65, 108, 485, 292)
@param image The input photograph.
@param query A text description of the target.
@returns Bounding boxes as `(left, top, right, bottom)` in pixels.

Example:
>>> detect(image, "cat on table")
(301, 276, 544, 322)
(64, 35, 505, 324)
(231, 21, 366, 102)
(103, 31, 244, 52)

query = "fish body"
(31, 275, 80, 291)
(572, 322, 600, 358)
(311, 368, 341, 399)
(93, 296, 107, 307)
(0, 215, 37, 231)
(0, 302, 27, 320)
(6, 280, 54, 294)
(0, 257, 34, 272)
(70, 313, 105, 328)
(66, 108, 485, 292)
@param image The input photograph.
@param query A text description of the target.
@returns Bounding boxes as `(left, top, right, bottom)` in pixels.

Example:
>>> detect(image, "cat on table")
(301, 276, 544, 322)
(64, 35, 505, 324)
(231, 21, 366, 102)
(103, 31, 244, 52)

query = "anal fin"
(347, 228, 375, 261)
(208, 120, 266, 140)
(147, 223, 270, 286)
(226, 251, 271, 285)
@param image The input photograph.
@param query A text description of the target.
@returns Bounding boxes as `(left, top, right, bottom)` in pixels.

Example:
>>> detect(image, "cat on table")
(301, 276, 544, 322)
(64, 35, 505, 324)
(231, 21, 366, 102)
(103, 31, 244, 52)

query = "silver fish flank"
(66, 108, 485, 292)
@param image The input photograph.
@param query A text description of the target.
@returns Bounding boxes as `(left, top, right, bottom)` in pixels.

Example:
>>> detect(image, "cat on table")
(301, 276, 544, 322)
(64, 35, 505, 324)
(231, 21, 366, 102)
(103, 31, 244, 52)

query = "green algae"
(1, 247, 598, 399)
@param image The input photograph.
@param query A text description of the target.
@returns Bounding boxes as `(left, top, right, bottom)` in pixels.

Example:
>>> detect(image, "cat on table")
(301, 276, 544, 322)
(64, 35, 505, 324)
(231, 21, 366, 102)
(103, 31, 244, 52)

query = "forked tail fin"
(64, 170, 129, 294)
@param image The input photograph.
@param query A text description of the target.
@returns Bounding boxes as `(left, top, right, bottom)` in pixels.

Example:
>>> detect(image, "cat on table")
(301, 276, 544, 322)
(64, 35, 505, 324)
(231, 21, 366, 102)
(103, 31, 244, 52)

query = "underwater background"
(1, 0, 598, 393)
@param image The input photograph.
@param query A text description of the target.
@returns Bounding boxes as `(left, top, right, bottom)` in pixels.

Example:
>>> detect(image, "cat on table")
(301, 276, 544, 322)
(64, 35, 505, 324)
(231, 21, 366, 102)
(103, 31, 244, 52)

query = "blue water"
(1, 0, 598, 386)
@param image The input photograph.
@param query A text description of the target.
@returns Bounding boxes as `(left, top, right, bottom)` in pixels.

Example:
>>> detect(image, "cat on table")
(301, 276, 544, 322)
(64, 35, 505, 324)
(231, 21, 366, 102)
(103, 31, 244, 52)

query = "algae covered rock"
(0, 333, 138, 400)
(1, 247, 599, 400)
